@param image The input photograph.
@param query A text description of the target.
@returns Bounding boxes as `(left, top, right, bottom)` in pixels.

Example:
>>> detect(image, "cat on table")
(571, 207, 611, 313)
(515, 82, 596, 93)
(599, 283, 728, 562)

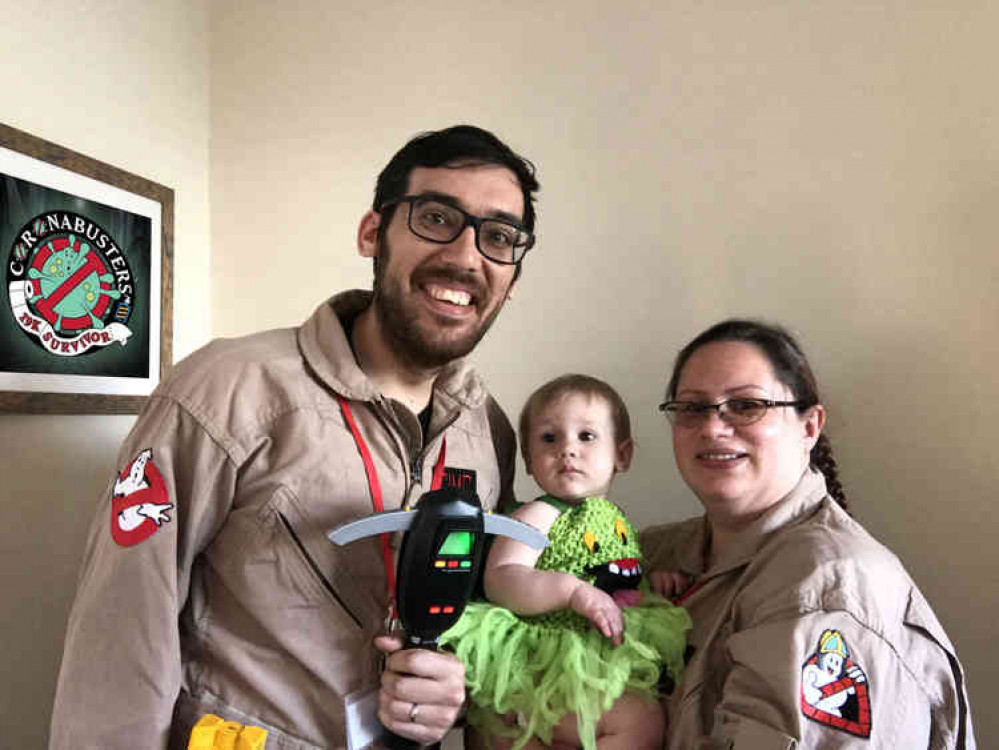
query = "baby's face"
(525, 393, 627, 501)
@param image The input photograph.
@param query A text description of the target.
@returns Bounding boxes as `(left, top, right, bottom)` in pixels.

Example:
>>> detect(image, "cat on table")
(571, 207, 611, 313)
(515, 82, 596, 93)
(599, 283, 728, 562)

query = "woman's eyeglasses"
(659, 398, 805, 427)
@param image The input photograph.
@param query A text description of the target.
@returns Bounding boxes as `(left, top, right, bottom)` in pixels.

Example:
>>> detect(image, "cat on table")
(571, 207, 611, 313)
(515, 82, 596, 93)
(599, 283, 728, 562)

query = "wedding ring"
(409, 703, 420, 723)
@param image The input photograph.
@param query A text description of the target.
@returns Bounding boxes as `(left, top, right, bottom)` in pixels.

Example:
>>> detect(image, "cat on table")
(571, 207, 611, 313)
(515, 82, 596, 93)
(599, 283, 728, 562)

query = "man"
(50, 125, 540, 749)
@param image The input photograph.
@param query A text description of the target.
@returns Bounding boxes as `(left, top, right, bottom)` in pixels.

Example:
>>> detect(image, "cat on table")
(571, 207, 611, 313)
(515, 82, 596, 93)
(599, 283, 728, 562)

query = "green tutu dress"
(439, 496, 691, 750)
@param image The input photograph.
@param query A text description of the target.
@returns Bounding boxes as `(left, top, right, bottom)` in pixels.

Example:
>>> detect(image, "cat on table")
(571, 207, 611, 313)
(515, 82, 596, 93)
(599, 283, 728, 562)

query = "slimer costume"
(440, 496, 691, 750)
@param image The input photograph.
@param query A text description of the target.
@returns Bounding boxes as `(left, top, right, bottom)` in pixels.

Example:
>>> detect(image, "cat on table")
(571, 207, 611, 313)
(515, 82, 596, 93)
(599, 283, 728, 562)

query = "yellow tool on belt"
(188, 714, 268, 750)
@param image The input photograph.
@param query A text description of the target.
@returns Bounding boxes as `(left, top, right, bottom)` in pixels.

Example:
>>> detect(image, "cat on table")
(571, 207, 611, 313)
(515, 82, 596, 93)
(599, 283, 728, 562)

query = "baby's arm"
(484, 501, 624, 644)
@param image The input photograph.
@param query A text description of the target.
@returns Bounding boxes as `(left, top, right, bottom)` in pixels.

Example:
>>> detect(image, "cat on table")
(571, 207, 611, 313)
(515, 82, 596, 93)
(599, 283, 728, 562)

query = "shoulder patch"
(110, 448, 173, 547)
(800, 628, 872, 738)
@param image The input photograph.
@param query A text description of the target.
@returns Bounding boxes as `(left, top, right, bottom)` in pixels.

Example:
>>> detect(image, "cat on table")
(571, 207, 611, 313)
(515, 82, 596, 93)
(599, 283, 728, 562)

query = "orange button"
(443, 606, 455, 614)
(429, 606, 441, 614)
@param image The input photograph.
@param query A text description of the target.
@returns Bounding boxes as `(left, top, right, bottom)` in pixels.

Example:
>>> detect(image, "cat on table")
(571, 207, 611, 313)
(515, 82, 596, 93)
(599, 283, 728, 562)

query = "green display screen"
(438, 530, 473, 556)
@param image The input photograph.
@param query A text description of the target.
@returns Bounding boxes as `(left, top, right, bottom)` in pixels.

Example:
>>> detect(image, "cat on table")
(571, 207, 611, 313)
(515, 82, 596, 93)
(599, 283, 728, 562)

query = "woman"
(642, 319, 975, 749)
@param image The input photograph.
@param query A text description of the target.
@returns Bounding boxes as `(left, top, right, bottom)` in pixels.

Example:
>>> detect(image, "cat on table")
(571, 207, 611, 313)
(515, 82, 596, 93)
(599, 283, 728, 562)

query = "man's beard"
(371, 239, 508, 370)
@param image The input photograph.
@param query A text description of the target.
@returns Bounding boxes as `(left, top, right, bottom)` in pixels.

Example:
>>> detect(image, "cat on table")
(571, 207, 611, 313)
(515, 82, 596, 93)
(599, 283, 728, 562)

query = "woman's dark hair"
(665, 319, 847, 511)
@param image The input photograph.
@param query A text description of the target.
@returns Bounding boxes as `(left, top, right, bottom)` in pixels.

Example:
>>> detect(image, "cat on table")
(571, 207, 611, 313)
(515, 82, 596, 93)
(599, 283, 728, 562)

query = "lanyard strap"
(337, 395, 447, 618)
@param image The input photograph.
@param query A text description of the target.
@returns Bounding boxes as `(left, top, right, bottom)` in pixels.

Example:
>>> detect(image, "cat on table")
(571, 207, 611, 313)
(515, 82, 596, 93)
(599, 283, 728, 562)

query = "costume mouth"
(585, 557, 643, 594)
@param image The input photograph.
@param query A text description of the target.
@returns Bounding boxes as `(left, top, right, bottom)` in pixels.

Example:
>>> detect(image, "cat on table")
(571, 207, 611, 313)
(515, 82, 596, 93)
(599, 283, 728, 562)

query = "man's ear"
(357, 210, 381, 258)
(615, 438, 634, 473)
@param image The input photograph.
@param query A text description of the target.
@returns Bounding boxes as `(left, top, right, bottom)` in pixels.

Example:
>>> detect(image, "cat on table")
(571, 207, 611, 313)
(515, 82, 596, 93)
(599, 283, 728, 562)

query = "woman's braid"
(810, 433, 847, 513)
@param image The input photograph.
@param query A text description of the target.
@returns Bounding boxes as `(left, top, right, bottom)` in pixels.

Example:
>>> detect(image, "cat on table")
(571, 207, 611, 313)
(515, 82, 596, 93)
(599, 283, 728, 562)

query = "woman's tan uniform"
(49, 291, 516, 750)
(642, 469, 975, 749)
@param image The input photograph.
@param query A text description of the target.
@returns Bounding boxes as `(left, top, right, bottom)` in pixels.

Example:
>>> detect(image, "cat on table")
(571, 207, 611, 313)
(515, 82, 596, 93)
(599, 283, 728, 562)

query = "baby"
(442, 375, 690, 750)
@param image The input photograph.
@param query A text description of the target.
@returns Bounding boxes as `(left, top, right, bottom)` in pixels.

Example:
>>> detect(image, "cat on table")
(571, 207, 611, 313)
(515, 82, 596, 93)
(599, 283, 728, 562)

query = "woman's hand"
(569, 582, 624, 645)
(374, 633, 466, 745)
(648, 569, 693, 600)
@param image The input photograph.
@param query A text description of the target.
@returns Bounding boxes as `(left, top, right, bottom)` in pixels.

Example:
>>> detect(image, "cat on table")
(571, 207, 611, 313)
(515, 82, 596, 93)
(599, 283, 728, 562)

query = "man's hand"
(569, 582, 624, 645)
(374, 634, 466, 745)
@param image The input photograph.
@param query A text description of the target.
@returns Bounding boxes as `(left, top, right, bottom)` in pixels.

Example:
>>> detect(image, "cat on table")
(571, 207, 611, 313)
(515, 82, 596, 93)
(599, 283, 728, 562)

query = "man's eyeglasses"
(659, 398, 806, 427)
(380, 194, 535, 265)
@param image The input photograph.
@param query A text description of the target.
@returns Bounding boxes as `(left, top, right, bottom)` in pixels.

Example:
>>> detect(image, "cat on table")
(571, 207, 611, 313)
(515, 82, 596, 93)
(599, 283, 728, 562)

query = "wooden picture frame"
(0, 122, 173, 413)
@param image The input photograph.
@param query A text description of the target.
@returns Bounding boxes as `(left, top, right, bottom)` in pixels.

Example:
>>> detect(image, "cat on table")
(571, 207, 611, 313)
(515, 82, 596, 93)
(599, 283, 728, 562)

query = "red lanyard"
(337, 396, 446, 618)
(672, 579, 705, 607)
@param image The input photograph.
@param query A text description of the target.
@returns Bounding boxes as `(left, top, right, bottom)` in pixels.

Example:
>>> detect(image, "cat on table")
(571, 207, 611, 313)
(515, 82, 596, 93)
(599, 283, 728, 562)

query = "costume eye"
(614, 516, 628, 546)
(583, 530, 600, 554)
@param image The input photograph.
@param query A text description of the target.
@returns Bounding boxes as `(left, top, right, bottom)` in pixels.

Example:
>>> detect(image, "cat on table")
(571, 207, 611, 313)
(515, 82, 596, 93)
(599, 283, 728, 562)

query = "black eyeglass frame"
(379, 194, 535, 266)
(658, 397, 807, 426)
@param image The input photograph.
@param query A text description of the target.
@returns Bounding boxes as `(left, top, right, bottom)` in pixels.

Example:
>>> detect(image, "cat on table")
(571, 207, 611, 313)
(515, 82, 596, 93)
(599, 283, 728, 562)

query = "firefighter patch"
(110, 448, 173, 547)
(800, 629, 872, 738)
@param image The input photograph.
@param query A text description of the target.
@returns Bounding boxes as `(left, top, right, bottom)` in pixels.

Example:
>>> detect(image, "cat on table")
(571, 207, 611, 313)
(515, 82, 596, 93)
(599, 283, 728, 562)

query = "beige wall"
(0, 1, 211, 746)
(1, 0, 995, 745)
(211, 0, 997, 741)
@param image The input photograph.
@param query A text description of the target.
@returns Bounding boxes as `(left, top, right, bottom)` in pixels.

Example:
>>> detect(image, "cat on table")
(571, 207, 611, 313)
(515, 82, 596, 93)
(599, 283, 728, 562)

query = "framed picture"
(0, 122, 173, 413)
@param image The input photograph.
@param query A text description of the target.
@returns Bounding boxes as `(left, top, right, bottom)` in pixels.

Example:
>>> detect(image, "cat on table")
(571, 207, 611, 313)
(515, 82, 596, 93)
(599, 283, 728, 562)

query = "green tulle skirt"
(439, 596, 690, 750)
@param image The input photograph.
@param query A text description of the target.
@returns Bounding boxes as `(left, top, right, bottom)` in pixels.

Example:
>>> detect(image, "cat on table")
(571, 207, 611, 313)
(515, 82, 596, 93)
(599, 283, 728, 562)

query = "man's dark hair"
(373, 124, 540, 245)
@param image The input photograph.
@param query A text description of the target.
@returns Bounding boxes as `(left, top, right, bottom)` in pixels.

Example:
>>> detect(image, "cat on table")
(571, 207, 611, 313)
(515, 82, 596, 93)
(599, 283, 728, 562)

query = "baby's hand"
(648, 569, 693, 600)
(569, 583, 624, 645)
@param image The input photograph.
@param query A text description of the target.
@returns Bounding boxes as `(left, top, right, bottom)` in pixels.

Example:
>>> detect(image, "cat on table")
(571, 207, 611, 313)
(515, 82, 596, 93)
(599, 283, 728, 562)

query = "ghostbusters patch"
(800, 629, 872, 738)
(110, 448, 173, 547)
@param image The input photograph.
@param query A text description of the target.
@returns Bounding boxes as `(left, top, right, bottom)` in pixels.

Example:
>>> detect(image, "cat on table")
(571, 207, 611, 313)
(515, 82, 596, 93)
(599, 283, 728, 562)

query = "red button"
(443, 606, 455, 614)
(447, 560, 459, 568)
(429, 606, 441, 614)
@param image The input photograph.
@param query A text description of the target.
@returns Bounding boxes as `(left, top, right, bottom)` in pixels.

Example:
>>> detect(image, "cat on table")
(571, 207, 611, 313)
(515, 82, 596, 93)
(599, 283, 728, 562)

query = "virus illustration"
(26, 234, 121, 332)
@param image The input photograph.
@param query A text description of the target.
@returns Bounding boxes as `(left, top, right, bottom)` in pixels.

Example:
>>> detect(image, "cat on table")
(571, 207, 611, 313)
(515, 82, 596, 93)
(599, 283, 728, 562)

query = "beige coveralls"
(49, 291, 517, 750)
(641, 469, 975, 749)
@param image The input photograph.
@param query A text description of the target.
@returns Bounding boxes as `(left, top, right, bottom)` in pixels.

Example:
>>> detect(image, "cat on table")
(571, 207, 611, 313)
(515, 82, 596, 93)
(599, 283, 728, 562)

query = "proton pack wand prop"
(328, 487, 547, 750)
(328, 486, 548, 646)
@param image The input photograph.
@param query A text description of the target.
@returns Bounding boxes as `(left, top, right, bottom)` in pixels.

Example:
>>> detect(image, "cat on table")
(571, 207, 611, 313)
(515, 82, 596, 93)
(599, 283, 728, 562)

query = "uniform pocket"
(275, 508, 363, 626)
(265, 485, 387, 628)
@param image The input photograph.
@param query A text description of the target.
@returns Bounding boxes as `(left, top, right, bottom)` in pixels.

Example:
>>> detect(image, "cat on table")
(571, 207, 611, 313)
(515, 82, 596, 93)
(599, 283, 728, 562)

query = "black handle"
(383, 732, 429, 749)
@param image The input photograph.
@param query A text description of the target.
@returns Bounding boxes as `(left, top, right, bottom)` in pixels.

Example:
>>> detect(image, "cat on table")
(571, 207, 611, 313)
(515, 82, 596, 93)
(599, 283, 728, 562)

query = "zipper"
(410, 412, 460, 499)
(409, 454, 423, 486)
(277, 511, 363, 629)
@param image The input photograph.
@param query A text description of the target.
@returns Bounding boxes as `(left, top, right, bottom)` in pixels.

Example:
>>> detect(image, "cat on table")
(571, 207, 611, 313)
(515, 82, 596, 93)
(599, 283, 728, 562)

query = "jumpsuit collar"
(296, 290, 489, 410)
(688, 468, 830, 579)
